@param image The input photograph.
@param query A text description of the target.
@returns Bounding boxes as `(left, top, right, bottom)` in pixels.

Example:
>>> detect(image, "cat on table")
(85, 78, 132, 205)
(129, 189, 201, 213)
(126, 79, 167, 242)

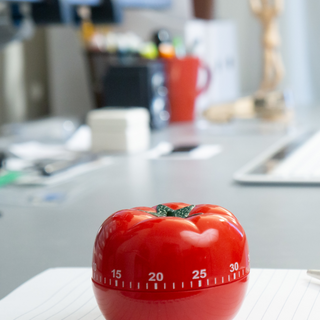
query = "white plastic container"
(87, 108, 150, 153)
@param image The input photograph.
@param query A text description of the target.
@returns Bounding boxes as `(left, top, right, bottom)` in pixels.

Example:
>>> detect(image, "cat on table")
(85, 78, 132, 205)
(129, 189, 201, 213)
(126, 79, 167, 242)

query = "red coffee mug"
(165, 56, 211, 122)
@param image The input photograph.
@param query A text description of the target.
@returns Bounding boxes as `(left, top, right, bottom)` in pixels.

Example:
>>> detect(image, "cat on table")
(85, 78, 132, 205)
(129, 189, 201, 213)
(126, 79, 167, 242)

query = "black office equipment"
(31, 0, 66, 24)
(103, 60, 170, 129)
(31, 0, 121, 25)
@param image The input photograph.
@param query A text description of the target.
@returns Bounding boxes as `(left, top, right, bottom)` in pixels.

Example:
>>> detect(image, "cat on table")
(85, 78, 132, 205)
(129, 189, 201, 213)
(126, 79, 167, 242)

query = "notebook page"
(0, 268, 102, 320)
(1, 268, 320, 320)
(234, 269, 320, 320)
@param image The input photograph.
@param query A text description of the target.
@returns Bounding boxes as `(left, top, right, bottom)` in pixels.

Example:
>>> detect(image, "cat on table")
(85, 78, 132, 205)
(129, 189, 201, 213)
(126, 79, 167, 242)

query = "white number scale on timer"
(92, 266, 246, 290)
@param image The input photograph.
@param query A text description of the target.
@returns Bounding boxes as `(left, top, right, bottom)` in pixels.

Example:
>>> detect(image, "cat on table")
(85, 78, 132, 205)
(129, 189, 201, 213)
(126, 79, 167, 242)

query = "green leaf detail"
(174, 205, 196, 218)
(156, 205, 174, 217)
(144, 204, 196, 218)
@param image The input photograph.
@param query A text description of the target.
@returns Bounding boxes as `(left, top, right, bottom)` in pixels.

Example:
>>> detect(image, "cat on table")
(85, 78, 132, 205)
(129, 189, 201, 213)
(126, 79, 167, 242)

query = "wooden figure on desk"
(249, 0, 290, 121)
(250, 0, 285, 92)
(202, 0, 291, 124)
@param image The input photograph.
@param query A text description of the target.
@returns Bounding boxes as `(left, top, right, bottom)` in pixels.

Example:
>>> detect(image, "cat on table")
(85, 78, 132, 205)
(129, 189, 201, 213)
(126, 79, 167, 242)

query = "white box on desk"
(185, 20, 240, 114)
(87, 107, 150, 154)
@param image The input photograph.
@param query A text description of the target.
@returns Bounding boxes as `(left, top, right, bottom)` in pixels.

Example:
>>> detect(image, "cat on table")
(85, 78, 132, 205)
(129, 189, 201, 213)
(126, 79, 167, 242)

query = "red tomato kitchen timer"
(92, 202, 250, 320)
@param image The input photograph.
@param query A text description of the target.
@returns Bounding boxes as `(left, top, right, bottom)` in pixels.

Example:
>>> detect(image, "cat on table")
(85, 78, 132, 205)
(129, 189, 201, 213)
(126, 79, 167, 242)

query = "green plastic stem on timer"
(144, 204, 195, 218)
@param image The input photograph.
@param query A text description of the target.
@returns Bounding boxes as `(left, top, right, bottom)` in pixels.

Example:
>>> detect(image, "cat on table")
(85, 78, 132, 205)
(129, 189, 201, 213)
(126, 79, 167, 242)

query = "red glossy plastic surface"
(92, 203, 250, 320)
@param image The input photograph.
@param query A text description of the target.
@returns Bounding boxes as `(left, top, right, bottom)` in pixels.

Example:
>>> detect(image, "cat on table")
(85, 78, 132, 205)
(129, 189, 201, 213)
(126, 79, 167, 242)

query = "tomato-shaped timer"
(92, 203, 250, 320)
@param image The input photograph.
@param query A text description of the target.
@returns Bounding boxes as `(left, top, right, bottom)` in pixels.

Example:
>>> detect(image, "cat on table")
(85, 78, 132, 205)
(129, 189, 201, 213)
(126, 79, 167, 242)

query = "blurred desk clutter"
(83, 14, 288, 128)
(85, 26, 201, 127)
(0, 0, 296, 185)
(1, 0, 295, 132)
(3, 0, 284, 130)
(84, 24, 214, 127)
(0, 117, 114, 187)
(0, 112, 226, 188)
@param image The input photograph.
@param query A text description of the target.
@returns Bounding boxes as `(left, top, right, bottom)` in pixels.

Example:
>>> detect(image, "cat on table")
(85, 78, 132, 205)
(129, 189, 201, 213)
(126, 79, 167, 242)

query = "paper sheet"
(1, 268, 320, 320)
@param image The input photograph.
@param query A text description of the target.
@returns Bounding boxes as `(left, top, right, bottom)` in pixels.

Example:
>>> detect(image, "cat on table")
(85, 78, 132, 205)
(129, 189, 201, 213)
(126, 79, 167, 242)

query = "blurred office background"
(0, 0, 318, 125)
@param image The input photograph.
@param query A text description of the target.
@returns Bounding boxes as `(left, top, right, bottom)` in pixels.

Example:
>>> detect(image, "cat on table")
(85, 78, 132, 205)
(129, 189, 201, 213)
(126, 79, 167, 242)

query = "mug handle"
(196, 63, 212, 96)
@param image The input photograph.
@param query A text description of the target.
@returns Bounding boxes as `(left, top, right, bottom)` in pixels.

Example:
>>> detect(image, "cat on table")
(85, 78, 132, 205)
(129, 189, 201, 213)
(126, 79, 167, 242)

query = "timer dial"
(92, 203, 250, 320)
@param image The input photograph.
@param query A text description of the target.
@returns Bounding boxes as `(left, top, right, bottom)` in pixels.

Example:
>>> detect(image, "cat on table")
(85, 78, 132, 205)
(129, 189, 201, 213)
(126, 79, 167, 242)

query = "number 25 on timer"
(192, 269, 207, 279)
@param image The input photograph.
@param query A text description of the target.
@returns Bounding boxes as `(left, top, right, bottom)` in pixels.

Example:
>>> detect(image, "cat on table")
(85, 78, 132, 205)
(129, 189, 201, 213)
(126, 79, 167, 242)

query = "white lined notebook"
(0, 268, 319, 320)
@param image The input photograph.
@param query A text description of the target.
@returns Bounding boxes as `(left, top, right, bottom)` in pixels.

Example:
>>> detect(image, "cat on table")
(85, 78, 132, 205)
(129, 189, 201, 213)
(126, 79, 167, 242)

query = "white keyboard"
(234, 130, 320, 184)
(271, 131, 320, 178)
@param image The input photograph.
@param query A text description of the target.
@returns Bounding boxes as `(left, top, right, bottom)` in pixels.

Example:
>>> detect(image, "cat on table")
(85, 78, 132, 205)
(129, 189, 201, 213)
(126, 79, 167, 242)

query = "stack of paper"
(87, 108, 150, 154)
(0, 268, 319, 319)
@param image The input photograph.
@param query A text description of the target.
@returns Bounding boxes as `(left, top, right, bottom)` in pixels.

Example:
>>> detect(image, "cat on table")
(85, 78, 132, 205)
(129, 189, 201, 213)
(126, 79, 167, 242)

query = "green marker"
(0, 171, 21, 187)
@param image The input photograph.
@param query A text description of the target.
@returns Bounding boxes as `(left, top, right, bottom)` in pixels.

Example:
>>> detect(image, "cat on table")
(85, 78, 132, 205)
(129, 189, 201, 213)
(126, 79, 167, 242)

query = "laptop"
(234, 130, 320, 184)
